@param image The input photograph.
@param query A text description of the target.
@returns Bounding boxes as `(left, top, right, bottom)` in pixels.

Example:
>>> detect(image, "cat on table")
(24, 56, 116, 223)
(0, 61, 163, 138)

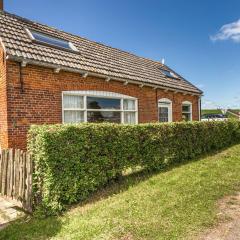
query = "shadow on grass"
(0, 214, 65, 240)
(0, 144, 237, 239)
(69, 144, 235, 211)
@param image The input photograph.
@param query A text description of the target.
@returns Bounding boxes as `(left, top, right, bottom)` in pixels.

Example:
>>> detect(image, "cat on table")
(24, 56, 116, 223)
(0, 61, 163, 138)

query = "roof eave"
(6, 54, 203, 96)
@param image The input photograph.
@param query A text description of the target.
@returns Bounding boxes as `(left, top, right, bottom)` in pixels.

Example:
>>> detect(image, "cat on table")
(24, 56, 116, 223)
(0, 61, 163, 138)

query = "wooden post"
(24, 153, 32, 212)
(2, 150, 8, 195)
(22, 152, 26, 201)
(0, 149, 32, 212)
(14, 149, 19, 197)
(19, 151, 23, 200)
(8, 149, 14, 197)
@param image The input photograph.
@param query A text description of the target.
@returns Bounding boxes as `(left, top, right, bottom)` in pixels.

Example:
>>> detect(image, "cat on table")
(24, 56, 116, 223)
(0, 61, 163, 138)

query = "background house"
(0, 2, 202, 149)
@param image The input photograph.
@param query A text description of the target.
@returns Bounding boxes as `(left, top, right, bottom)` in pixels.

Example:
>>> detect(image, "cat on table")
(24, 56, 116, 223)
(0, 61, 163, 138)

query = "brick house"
(0, 4, 202, 150)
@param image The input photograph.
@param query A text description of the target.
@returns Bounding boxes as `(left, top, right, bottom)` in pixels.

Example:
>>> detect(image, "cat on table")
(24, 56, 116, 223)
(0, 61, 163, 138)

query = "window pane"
(87, 97, 120, 110)
(124, 112, 136, 124)
(87, 111, 121, 123)
(123, 99, 136, 110)
(158, 102, 171, 106)
(31, 30, 73, 50)
(63, 95, 84, 109)
(182, 113, 191, 121)
(182, 105, 190, 112)
(64, 111, 84, 123)
(159, 107, 169, 122)
(160, 69, 177, 78)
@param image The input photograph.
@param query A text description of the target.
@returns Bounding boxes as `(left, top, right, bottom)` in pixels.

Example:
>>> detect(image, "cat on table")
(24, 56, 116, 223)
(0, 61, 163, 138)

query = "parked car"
(201, 114, 228, 121)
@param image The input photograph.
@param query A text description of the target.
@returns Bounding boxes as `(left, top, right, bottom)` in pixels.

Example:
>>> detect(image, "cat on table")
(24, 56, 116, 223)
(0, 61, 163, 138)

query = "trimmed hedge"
(28, 120, 240, 215)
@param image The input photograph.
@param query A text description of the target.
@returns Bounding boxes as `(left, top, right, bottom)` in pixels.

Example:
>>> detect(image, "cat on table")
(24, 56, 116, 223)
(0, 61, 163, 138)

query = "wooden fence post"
(0, 149, 32, 212)
(2, 150, 8, 196)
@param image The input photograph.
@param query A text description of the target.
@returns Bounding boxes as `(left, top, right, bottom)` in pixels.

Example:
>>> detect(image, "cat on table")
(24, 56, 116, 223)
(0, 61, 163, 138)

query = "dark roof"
(0, 11, 202, 94)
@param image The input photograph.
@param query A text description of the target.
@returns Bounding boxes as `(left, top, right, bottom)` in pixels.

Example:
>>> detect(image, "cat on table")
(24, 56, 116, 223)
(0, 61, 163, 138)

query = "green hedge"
(28, 121, 240, 215)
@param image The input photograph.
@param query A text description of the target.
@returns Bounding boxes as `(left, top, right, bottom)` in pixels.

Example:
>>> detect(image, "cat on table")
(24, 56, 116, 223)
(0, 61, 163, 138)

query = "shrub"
(28, 120, 240, 215)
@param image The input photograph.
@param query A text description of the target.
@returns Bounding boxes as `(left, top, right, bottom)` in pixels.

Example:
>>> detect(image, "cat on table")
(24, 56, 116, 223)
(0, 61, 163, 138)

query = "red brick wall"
(156, 90, 199, 121)
(2, 60, 200, 149)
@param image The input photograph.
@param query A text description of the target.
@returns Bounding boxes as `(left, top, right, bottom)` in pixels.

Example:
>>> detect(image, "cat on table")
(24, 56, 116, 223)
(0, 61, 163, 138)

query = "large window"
(158, 98, 172, 122)
(182, 101, 192, 121)
(62, 91, 138, 124)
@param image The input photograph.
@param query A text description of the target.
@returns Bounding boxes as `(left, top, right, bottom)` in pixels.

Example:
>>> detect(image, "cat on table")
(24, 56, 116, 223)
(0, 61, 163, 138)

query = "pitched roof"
(0, 11, 202, 94)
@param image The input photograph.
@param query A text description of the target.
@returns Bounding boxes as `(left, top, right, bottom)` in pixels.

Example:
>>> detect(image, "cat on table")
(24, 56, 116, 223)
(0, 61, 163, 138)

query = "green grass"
(1, 145, 240, 240)
(226, 112, 238, 119)
(226, 110, 240, 119)
(228, 109, 240, 114)
(201, 109, 223, 115)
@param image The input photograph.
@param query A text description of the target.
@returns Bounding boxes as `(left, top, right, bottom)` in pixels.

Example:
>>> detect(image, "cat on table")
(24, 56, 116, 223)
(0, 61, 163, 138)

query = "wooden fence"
(0, 149, 32, 212)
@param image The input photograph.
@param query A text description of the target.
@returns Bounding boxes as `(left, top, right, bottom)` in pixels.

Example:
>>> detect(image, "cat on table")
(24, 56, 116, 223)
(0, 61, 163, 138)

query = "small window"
(123, 99, 135, 111)
(123, 99, 136, 124)
(160, 69, 177, 79)
(63, 95, 84, 123)
(27, 29, 78, 52)
(63, 95, 84, 109)
(182, 101, 192, 121)
(158, 98, 172, 122)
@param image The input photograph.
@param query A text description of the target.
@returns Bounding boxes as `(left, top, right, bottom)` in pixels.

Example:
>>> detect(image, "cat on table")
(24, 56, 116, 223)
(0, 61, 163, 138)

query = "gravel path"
(0, 197, 24, 230)
(198, 192, 240, 240)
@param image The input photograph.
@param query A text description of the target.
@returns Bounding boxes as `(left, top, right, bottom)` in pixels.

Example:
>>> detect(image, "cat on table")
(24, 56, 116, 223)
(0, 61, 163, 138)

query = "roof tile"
(0, 11, 202, 94)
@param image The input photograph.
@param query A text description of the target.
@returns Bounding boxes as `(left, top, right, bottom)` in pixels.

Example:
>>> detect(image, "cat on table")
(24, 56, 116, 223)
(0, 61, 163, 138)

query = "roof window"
(160, 69, 178, 79)
(26, 29, 78, 52)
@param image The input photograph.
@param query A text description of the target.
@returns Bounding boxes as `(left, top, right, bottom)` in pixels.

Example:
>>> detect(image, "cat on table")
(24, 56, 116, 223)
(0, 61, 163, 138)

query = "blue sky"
(5, 0, 240, 109)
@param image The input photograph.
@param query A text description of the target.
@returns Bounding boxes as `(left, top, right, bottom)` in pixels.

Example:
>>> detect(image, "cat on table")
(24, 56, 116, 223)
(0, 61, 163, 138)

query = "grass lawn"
(226, 112, 238, 119)
(226, 110, 240, 119)
(1, 144, 240, 240)
(228, 109, 240, 115)
(201, 109, 223, 115)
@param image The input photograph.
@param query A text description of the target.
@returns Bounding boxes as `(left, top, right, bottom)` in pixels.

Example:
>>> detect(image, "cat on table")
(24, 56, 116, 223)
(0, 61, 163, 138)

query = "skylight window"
(27, 29, 78, 52)
(160, 69, 178, 79)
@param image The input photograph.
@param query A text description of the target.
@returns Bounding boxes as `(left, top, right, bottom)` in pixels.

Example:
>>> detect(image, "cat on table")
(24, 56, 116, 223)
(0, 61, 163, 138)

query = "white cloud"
(211, 19, 240, 42)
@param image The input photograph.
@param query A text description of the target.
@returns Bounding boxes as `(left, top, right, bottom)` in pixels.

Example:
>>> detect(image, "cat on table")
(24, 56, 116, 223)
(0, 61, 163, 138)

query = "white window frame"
(62, 91, 138, 124)
(158, 98, 172, 122)
(182, 101, 192, 121)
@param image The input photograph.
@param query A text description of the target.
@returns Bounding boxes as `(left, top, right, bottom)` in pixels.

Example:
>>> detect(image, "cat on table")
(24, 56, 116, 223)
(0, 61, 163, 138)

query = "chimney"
(0, 0, 3, 11)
